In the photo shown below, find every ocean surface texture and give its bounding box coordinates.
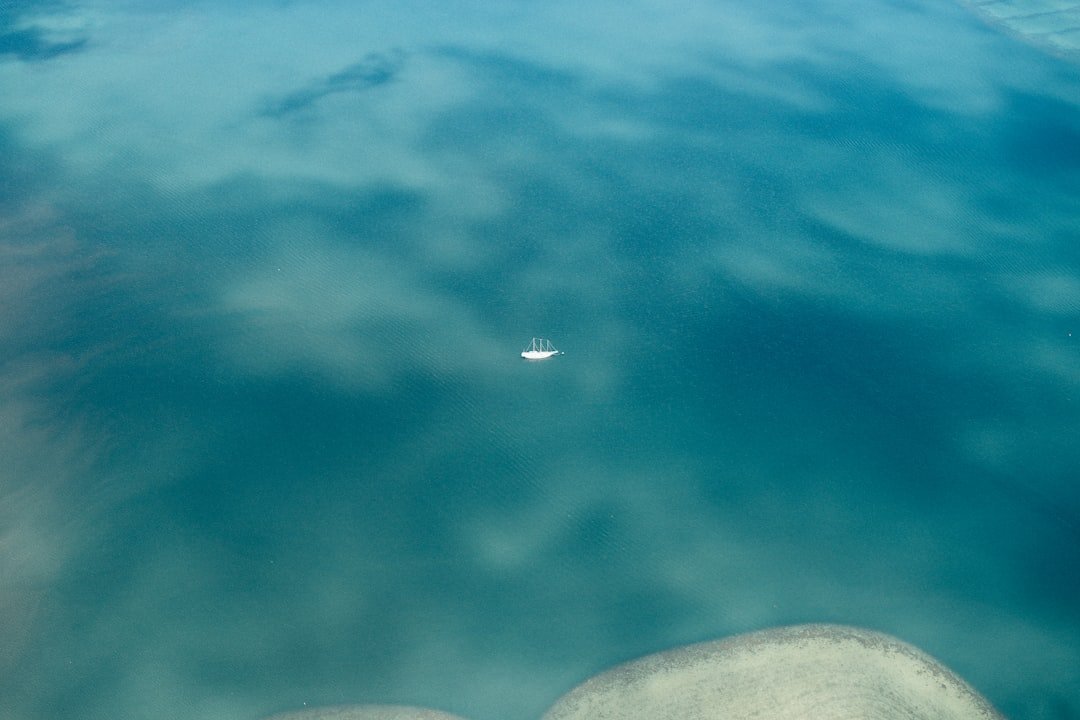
[1,1,1078,719]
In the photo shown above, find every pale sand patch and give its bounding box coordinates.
[263,705,470,720]
[543,624,1004,720]
[259,626,1003,720]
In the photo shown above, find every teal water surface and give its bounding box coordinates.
[1,1,1078,719]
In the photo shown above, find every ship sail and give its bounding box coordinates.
[521,337,562,360]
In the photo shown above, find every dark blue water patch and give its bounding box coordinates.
[434,45,579,94]
[15,366,509,703]
[84,358,449,489]
[414,47,591,175]
[57,176,280,272]
[424,90,563,158]
[0,27,84,60]
[93,172,434,268]
[999,88,1080,177]
[260,50,406,118]
[0,0,86,62]
[618,54,938,148]
[0,2,87,60]
[414,44,1027,279]
[326,185,429,245]
[28,510,409,714]
[0,123,72,209]
[50,174,437,341]
[999,484,1080,608]
[673,290,993,479]
[417,125,748,316]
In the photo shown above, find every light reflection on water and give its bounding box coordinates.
[1,1,1078,719]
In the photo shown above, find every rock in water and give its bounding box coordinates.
[543,624,1004,720]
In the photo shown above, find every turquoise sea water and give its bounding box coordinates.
[1,1,1078,718]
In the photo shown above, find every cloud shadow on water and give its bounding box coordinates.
[0,5,87,61]
[0,28,84,60]
[260,51,407,118]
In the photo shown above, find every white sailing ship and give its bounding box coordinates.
[521,337,562,360]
